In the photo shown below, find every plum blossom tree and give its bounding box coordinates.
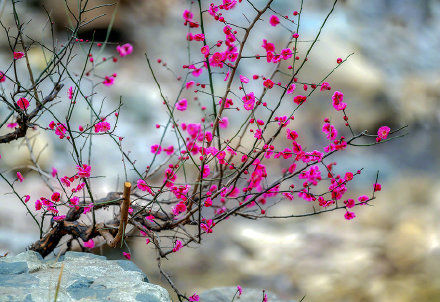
[0,0,406,300]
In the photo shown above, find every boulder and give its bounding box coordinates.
[0,251,171,302]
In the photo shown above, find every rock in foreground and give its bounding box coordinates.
[0,251,171,302]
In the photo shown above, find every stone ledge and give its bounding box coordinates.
[0,251,170,302]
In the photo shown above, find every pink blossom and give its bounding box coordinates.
[345,172,354,181]
[219,98,233,108]
[263,79,274,89]
[17,172,24,182]
[320,82,331,91]
[293,95,307,105]
[299,165,321,186]
[262,39,275,52]
[16,98,29,110]
[209,52,225,68]
[275,116,289,127]
[69,196,79,206]
[358,195,369,203]
[204,198,212,207]
[61,176,71,187]
[51,167,57,178]
[192,68,203,77]
[145,215,155,221]
[286,129,298,140]
[208,4,219,16]
[344,199,355,208]
[185,81,195,89]
[24,195,30,203]
[246,160,267,191]
[137,179,153,194]
[51,192,61,202]
[281,48,293,60]
[331,91,347,111]
[188,294,199,301]
[151,144,162,154]
[377,126,390,141]
[68,86,73,100]
[164,145,174,155]
[239,75,249,83]
[50,121,67,139]
[35,200,42,211]
[219,117,229,129]
[374,183,382,192]
[202,164,210,178]
[172,201,187,216]
[103,76,114,86]
[173,240,183,252]
[193,34,205,41]
[186,123,201,139]
[116,43,133,57]
[237,285,243,296]
[163,168,177,187]
[94,121,111,133]
[222,0,237,10]
[13,52,24,59]
[176,98,188,111]
[254,129,263,139]
[83,239,95,248]
[83,203,93,214]
[0,71,5,82]
[322,122,338,140]
[328,178,347,200]
[122,252,131,260]
[269,15,280,26]
[201,45,210,57]
[242,92,255,110]
[76,164,91,178]
[201,219,215,233]
[183,10,193,21]
[53,215,66,221]
[344,211,356,220]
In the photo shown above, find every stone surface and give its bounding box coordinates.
[199,287,297,302]
[0,251,171,302]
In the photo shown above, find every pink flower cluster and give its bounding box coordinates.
[331,91,347,111]
[94,120,111,133]
[116,43,133,57]
[262,39,293,64]
[49,121,68,139]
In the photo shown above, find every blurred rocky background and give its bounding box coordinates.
[0,0,439,301]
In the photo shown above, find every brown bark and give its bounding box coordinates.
[109,182,131,248]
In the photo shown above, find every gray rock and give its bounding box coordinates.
[0,251,171,302]
[135,292,164,302]
[199,287,297,302]
[23,294,34,302]
[0,273,39,287]
[116,260,149,282]
[0,261,28,275]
